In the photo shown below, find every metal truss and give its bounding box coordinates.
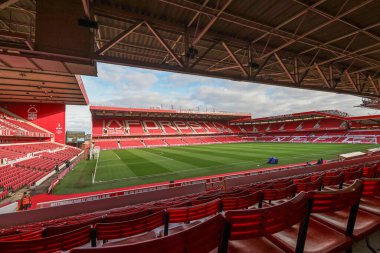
[0,0,379,99]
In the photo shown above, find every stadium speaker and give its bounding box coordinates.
[186,47,198,59]
[249,62,260,69]
[78,18,99,29]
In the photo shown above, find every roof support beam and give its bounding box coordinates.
[368,76,380,96]
[145,22,184,68]
[251,0,327,45]
[81,0,90,18]
[301,43,379,73]
[162,0,210,64]
[0,0,19,10]
[190,40,219,69]
[345,71,360,92]
[293,0,380,46]
[350,65,380,75]
[259,0,374,59]
[222,42,248,77]
[298,22,380,56]
[315,64,332,88]
[96,22,143,56]
[274,53,295,83]
[96,54,380,98]
[192,0,233,46]
[252,54,272,79]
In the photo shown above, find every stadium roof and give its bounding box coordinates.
[90,105,251,120]
[232,110,350,124]
[0,67,89,105]
[348,114,380,125]
[232,109,380,124]
[0,0,380,102]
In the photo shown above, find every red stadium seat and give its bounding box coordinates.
[0,226,92,253]
[311,180,380,241]
[262,184,297,206]
[268,181,365,253]
[167,199,220,223]
[0,229,42,241]
[42,217,102,237]
[94,210,167,244]
[322,172,344,189]
[69,214,225,253]
[221,191,263,211]
[222,193,309,253]
[294,177,322,193]
[359,178,380,215]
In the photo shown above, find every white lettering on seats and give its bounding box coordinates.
[159,121,178,133]
[124,120,143,135]
[142,120,162,134]
[105,120,124,135]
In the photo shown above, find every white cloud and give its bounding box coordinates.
[66,64,378,134]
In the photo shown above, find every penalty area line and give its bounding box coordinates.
[114,151,121,160]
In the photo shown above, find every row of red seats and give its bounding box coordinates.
[94,135,246,150]
[0,117,49,138]
[39,148,82,163]
[1,162,377,233]
[1,164,380,233]
[0,148,25,161]
[0,177,379,253]
[0,144,82,191]
[0,166,49,191]
[0,142,62,155]
[0,190,8,200]
[15,157,57,171]
[93,119,241,137]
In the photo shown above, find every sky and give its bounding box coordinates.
[66,63,379,134]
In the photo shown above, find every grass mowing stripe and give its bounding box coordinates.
[54,142,379,195]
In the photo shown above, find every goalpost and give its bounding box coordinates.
[90,146,100,160]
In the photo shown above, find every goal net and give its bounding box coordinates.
[90,146,100,160]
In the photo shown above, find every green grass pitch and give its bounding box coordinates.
[54,142,378,195]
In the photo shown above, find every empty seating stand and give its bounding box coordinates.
[1,162,380,253]
[0,142,82,192]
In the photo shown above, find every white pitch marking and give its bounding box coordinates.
[114,151,121,160]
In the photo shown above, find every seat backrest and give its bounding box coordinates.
[69,214,226,253]
[102,209,152,223]
[94,210,166,241]
[343,168,362,182]
[0,226,91,253]
[293,175,311,184]
[0,229,42,241]
[309,180,362,213]
[271,178,293,189]
[362,178,380,197]
[167,199,220,223]
[262,184,297,201]
[322,172,344,187]
[43,217,101,237]
[221,191,263,211]
[224,193,308,240]
[295,177,322,193]
[362,165,377,178]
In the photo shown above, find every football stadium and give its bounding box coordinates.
[1,0,380,252]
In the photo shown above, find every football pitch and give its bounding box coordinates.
[54,142,378,194]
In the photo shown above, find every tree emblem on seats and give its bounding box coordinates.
[56,123,63,135]
[27,105,38,120]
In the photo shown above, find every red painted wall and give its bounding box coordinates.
[0,103,66,144]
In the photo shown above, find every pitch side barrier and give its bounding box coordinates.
[225,154,380,188]
[36,153,380,209]
[0,183,205,228]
